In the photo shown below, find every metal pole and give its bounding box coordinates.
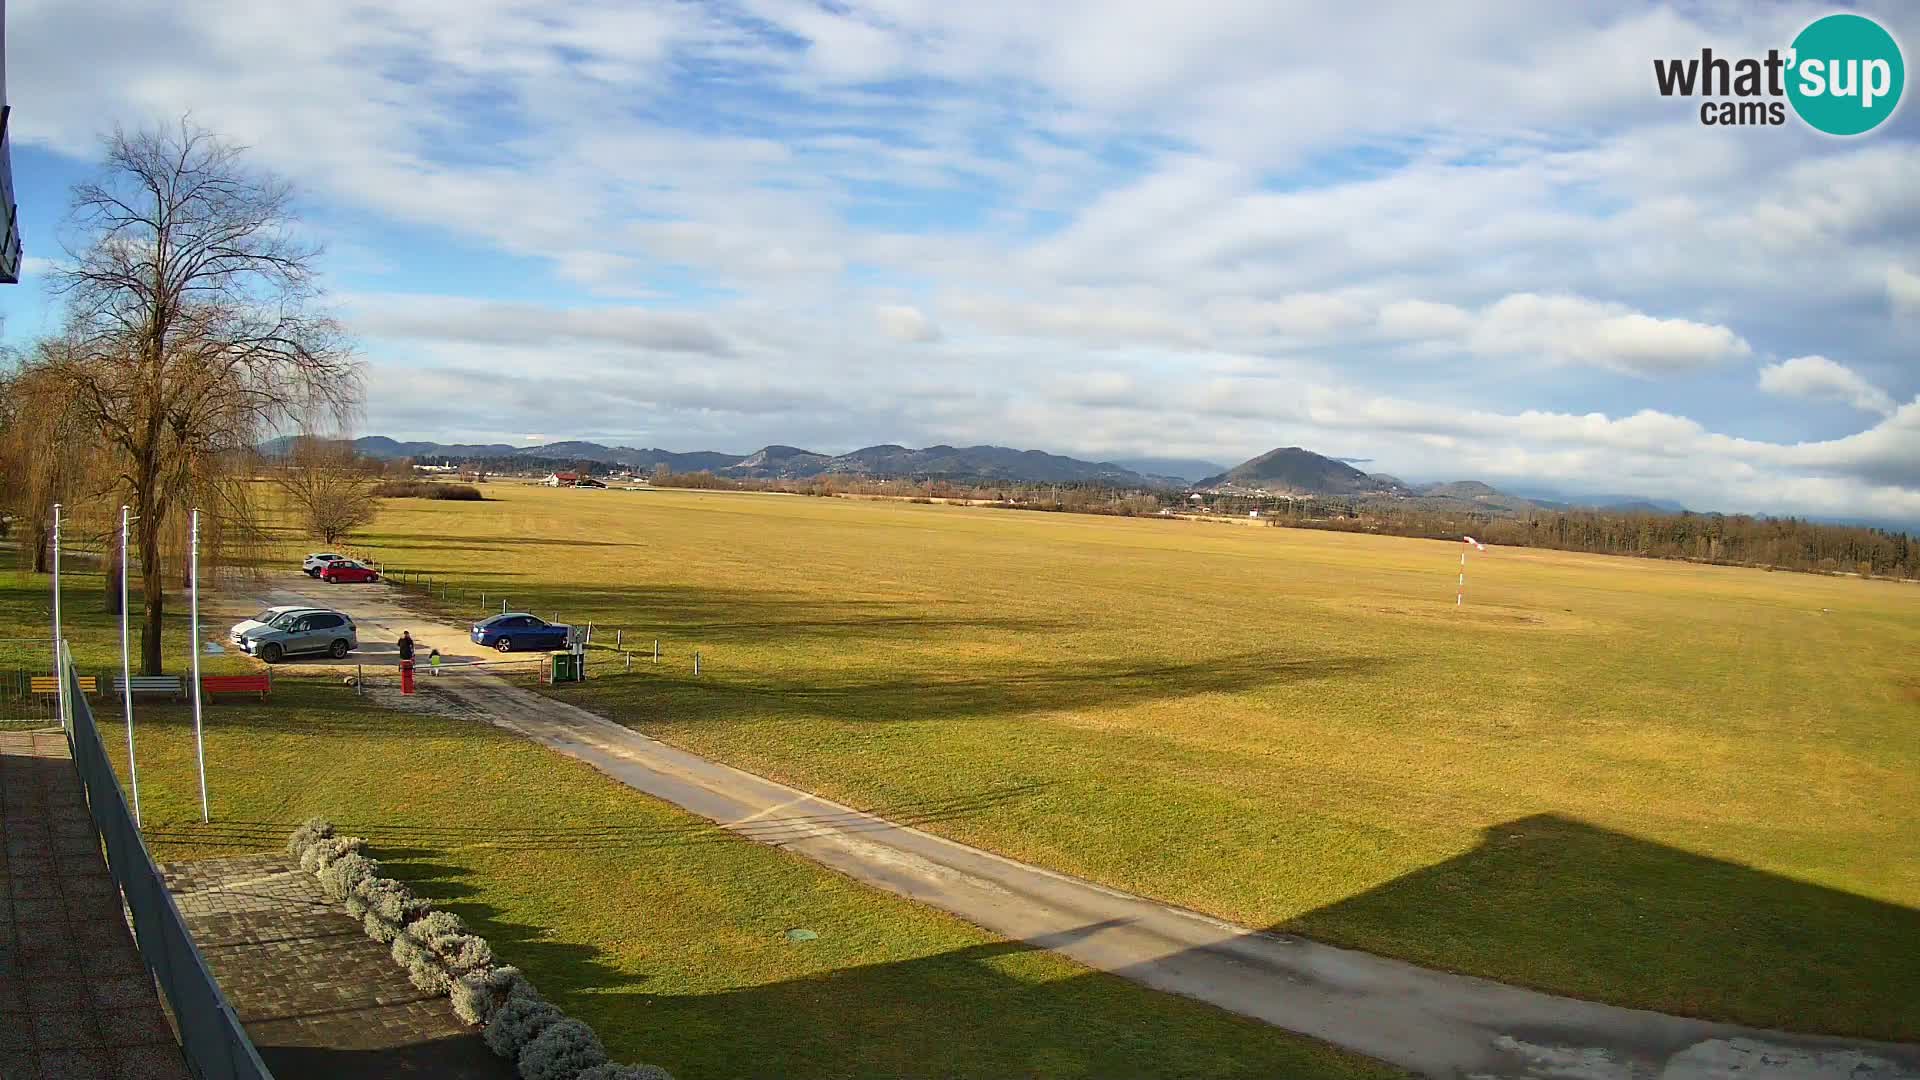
[52,504,66,728]
[501,599,508,614]
[694,651,701,677]
[190,509,209,824]
[654,638,660,663]
[120,505,142,827]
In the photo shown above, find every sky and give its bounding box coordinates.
[2,1,1918,521]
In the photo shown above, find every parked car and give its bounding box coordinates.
[470,613,572,653]
[228,605,316,646]
[319,559,381,584]
[303,552,346,576]
[237,609,358,663]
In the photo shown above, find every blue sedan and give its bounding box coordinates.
[471,613,573,653]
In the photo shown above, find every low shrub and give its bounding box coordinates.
[391,930,452,994]
[576,1065,676,1080]
[409,909,467,949]
[483,993,562,1060]
[298,835,365,874]
[318,852,379,902]
[359,879,433,943]
[286,817,337,859]
[451,966,532,1026]
[517,1018,608,1080]
[435,933,496,979]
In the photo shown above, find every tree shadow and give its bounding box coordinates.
[570,649,1400,726]
[1279,813,1920,1042]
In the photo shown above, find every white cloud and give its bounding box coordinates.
[1469,294,1750,376]
[1759,356,1897,417]
[1890,265,1920,320]
[875,304,941,343]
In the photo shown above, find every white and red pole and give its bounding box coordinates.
[1457,536,1485,607]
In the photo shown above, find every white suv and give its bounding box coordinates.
[303,552,346,576]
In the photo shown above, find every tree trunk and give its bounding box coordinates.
[32,524,50,574]
[138,511,165,676]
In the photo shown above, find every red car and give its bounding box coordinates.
[319,559,381,584]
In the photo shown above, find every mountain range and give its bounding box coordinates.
[264,435,1686,515]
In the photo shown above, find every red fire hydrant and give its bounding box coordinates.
[400,658,415,695]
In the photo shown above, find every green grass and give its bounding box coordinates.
[341,484,1918,1039]
[0,550,1398,1080]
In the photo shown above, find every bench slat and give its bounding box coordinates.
[30,676,99,695]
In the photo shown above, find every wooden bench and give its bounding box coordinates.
[30,676,99,696]
[201,673,271,702]
[112,676,185,701]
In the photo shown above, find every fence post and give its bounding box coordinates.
[501,599,508,614]
[694,651,701,677]
[615,629,622,649]
[625,652,632,673]
[654,638,660,663]
[586,621,594,645]
[357,665,364,697]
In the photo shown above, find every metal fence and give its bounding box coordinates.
[59,642,275,1080]
[0,638,57,727]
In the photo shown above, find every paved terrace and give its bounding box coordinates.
[161,853,510,1080]
[0,730,190,1080]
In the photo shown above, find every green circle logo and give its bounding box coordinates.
[1787,14,1904,136]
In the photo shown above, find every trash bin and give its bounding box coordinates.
[550,651,579,683]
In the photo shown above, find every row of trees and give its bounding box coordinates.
[1273,505,1920,580]
[0,122,364,673]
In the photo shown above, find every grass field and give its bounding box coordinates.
[346,483,1918,1039]
[0,552,1397,1080]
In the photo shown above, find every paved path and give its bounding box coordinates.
[162,853,511,1080]
[239,574,1920,1080]
[0,731,191,1080]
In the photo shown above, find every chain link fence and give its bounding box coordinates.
[59,643,275,1079]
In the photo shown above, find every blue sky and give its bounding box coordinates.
[3,0,1918,520]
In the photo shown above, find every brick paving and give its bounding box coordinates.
[162,853,512,1079]
[0,731,191,1080]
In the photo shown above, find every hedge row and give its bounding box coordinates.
[288,818,671,1080]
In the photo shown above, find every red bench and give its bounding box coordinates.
[201,673,271,702]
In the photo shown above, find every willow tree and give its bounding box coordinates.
[43,121,360,674]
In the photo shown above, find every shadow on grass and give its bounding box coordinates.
[565,648,1399,726]
[1280,813,1920,1042]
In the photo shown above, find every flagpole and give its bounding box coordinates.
[120,505,142,827]
[52,503,66,728]
[190,508,209,823]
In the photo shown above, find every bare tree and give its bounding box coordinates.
[0,346,116,577]
[37,121,360,673]
[277,435,380,546]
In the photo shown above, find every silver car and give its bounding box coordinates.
[238,609,358,663]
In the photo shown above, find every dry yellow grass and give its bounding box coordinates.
[342,484,1918,1036]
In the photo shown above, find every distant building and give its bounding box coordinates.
[542,472,580,487]
[573,477,607,489]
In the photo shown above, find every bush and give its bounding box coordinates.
[299,835,365,874]
[371,481,485,500]
[435,933,495,979]
[358,879,432,943]
[577,1065,675,1080]
[517,1018,608,1080]
[409,910,467,949]
[482,993,561,1060]
[451,966,532,1026]
[391,930,452,994]
[286,817,337,859]
[318,852,379,902]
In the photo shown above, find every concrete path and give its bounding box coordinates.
[231,574,1920,1080]
[0,731,192,1080]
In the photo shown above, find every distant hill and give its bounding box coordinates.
[726,444,1162,486]
[1196,447,1406,496]
[1110,457,1230,484]
[266,436,1171,487]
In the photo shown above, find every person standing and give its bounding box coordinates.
[398,631,416,663]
